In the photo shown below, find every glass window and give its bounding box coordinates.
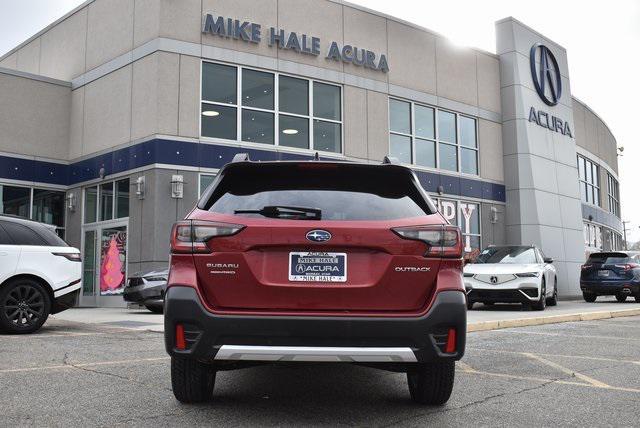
[1,222,47,246]
[461,147,478,174]
[242,69,274,110]
[607,173,620,218]
[199,174,217,197]
[0,222,13,245]
[390,99,411,134]
[201,103,236,140]
[279,115,309,149]
[313,82,341,121]
[415,105,434,139]
[415,138,435,168]
[31,189,64,227]
[313,121,341,153]
[99,183,113,222]
[460,116,477,148]
[115,179,129,219]
[438,111,456,144]
[201,63,342,154]
[439,143,458,172]
[577,155,600,207]
[390,134,412,164]
[279,76,308,115]
[0,185,30,218]
[475,246,537,264]
[242,110,274,144]
[202,62,236,104]
[388,99,478,175]
[84,186,97,224]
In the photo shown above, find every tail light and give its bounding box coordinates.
[392,225,462,258]
[581,264,592,270]
[614,263,639,271]
[52,252,82,262]
[170,220,244,254]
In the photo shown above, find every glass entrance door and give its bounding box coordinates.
[79,223,128,307]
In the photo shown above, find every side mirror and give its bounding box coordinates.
[544,257,554,264]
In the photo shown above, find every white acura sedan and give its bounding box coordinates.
[463,245,558,311]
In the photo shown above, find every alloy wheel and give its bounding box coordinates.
[3,284,45,328]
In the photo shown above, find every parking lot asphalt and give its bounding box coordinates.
[52,297,640,333]
[2,315,639,427]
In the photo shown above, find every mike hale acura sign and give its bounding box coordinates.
[202,13,390,73]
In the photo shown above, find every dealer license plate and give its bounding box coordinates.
[289,252,347,282]
[598,270,610,277]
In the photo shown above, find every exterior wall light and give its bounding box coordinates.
[135,176,146,200]
[66,192,76,212]
[490,206,498,224]
[171,175,184,199]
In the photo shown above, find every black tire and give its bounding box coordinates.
[615,294,627,303]
[407,361,455,405]
[635,295,640,303]
[466,299,474,310]
[0,278,51,334]
[546,277,558,306]
[583,292,597,303]
[145,304,163,314]
[171,357,216,403]
[531,279,546,311]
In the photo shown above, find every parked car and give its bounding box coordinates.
[0,215,81,334]
[164,155,467,405]
[123,269,168,313]
[463,245,558,310]
[580,251,640,303]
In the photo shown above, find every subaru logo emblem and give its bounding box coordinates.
[490,276,498,284]
[530,43,562,106]
[306,230,331,242]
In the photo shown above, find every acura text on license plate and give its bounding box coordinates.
[289,252,347,282]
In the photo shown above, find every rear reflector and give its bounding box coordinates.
[392,225,463,258]
[170,220,244,254]
[175,324,186,350]
[445,328,456,354]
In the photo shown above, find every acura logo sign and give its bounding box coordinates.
[490,276,498,284]
[530,43,562,106]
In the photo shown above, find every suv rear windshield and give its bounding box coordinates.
[202,163,434,221]
[587,253,634,265]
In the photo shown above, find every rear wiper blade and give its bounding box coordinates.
[234,205,321,220]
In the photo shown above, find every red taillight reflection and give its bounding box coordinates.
[175,324,186,350]
[445,328,457,353]
[170,220,245,254]
[614,263,639,271]
[392,225,463,258]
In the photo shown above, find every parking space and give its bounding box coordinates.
[1,315,639,426]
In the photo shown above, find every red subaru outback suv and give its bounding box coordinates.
[165,155,466,405]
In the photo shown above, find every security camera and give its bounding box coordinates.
[618,146,624,152]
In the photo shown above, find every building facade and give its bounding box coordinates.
[0,0,622,306]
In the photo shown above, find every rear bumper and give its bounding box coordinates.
[580,281,640,295]
[164,287,466,364]
[123,284,164,305]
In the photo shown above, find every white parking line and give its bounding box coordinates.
[522,352,610,388]
[0,332,110,339]
[486,330,640,342]
[467,347,640,366]
[0,357,169,374]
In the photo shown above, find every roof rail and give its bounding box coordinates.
[231,153,250,163]
[382,155,400,165]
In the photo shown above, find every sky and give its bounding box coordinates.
[1,0,639,240]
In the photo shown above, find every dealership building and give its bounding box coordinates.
[0,0,623,305]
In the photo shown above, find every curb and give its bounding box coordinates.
[467,308,640,332]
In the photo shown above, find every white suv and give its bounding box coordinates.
[0,215,81,334]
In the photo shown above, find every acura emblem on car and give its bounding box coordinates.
[306,230,331,242]
[490,276,498,284]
